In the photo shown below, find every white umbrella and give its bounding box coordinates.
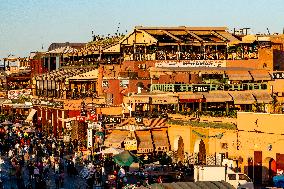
[99,147,124,155]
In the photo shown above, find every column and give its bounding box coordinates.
[226,102,229,115]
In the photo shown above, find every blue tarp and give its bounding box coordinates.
[273,174,284,187]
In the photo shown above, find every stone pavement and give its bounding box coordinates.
[1,159,103,189]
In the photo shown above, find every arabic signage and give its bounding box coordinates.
[193,85,210,92]
[102,80,109,87]
[155,60,226,68]
[120,80,129,88]
[32,99,64,108]
[272,72,284,79]
[104,116,121,124]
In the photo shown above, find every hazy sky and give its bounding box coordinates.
[1,0,284,61]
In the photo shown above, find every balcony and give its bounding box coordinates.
[150,83,268,92]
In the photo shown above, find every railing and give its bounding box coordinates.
[150,83,268,92]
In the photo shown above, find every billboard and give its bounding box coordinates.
[8,89,32,100]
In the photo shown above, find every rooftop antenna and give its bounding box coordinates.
[92,30,96,41]
[267,28,270,35]
[116,22,121,36]
[242,27,250,35]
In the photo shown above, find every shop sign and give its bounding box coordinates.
[125,145,137,151]
[102,80,109,87]
[272,72,284,79]
[8,89,32,99]
[87,128,93,148]
[120,80,129,88]
[155,60,226,68]
[193,85,210,92]
[104,116,121,124]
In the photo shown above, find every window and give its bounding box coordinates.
[228,174,236,180]
[239,174,251,182]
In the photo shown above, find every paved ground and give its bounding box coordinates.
[1,159,103,189]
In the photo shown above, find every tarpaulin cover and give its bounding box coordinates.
[273,175,284,188]
[113,151,142,167]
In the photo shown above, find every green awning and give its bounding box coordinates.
[113,150,142,167]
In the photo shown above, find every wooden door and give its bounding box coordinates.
[254,151,262,184]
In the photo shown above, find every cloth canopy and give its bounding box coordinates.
[99,147,124,155]
[113,151,142,167]
[1,120,13,125]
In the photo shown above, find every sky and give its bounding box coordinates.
[0,0,284,61]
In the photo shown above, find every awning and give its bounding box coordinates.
[229,91,256,104]
[179,93,204,103]
[151,95,178,104]
[129,96,150,104]
[249,70,272,81]
[252,91,273,103]
[226,70,252,81]
[203,92,233,102]
[26,109,37,122]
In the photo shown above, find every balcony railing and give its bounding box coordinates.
[150,83,268,92]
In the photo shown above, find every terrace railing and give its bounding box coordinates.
[150,83,267,92]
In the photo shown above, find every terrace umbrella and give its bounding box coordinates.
[113,150,142,167]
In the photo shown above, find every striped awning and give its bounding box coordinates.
[25,109,37,122]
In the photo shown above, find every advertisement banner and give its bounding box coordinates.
[8,89,32,100]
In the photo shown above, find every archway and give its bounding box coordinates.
[173,135,184,162]
[263,157,276,184]
[194,139,206,165]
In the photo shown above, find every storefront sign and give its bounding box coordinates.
[104,116,121,124]
[125,145,137,151]
[102,80,109,87]
[87,129,93,148]
[193,85,210,92]
[120,80,129,88]
[155,60,226,68]
[272,72,284,79]
[35,100,64,108]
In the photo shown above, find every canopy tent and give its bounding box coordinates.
[99,147,124,155]
[113,150,142,167]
